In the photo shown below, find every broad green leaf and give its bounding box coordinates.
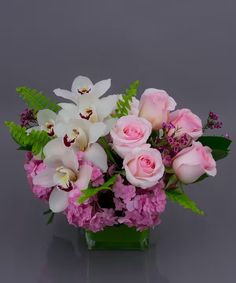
[198,136,231,161]
[198,136,231,150]
[78,175,118,204]
[166,189,204,215]
[16,86,61,113]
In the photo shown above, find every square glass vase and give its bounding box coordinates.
[84,225,150,250]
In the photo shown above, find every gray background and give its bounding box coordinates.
[0,0,235,282]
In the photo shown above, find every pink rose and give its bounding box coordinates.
[138,88,176,130]
[169,108,203,139]
[123,147,165,189]
[110,115,152,158]
[172,141,217,183]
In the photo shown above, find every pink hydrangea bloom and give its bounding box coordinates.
[113,175,136,203]
[25,150,166,232]
[114,178,166,231]
[113,197,125,211]
[66,174,166,232]
[24,153,52,201]
[65,189,117,232]
[89,209,118,232]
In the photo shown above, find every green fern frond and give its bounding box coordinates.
[114,80,140,118]
[5,121,51,156]
[16,86,61,113]
[166,189,204,215]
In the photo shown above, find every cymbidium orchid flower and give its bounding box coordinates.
[54,75,112,102]
[33,139,93,213]
[27,109,57,136]
[54,118,109,172]
[50,118,108,172]
[53,76,119,129]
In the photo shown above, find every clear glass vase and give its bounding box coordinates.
[85,225,150,250]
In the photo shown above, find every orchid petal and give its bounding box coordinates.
[37,109,57,126]
[43,138,66,159]
[58,103,78,112]
[84,143,108,172]
[44,156,63,169]
[33,168,57,187]
[57,103,80,122]
[53,122,67,137]
[96,95,119,121]
[44,139,78,171]
[67,118,90,132]
[54,88,79,104]
[88,122,106,144]
[71,76,93,94]
[92,79,111,98]
[75,164,93,190]
[49,188,69,213]
[61,150,79,172]
[103,117,117,135]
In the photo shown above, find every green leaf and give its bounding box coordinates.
[194,173,208,183]
[98,137,122,164]
[5,121,51,156]
[166,189,204,215]
[43,209,54,224]
[165,167,175,174]
[43,209,52,215]
[113,80,140,118]
[16,86,61,113]
[47,212,55,225]
[198,136,232,161]
[78,175,118,204]
[165,174,178,189]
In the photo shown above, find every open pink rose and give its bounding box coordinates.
[123,147,165,189]
[172,141,217,184]
[169,108,203,139]
[110,115,152,158]
[138,88,177,130]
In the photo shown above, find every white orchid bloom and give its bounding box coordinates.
[53,118,108,172]
[27,109,57,136]
[54,118,106,150]
[54,75,112,103]
[33,139,93,213]
[56,96,119,124]
[53,76,119,126]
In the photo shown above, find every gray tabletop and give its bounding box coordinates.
[0,1,235,282]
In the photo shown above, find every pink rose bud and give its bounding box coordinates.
[169,108,203,140]
[172,141,217,184]
[110,115,152,158]
[123,147,165,189]
[139,89,177,130]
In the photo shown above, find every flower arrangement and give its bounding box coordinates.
[5,76,231,248]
